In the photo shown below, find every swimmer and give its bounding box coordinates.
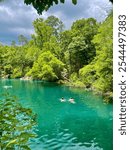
[60,97,66,102]
[68,97,75,104]
[3,85,13,89]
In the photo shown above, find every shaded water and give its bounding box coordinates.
[0,79,113,150]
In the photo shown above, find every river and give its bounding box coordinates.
[0,79,113,150]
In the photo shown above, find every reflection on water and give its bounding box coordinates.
[0,79,113,150]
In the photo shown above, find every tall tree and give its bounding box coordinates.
[62,18,98,74]
[80,13,113,99]
[11,41,16,47]
[92,13,113,93]
[32,18,53,50]
[68,36,87,74]
[18,35,28,45]
[45,15,64,37]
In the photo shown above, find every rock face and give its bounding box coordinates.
[20,76,32,81]
[1,74,10,79]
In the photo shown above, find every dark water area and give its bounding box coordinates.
[0,79,113,150]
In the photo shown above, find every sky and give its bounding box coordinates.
[0,0,112,45]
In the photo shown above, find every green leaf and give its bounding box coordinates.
[60,0,65,3]
[21,145,31,150]
[72,0,77,5]
[5,139,17,148]
[54,0,58,4]
[0,95,37,149]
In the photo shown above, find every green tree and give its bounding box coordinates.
[59,30,72,60]
[18,35,28,45]
[27,51,65,81]
[10,46,29,78]
[0,44,36,78]
[24,41,41,67]
[24,0,113,14]
[11,41,16,47]
[0,45,4,76]
[45,15,64,37]
[79,62,97,88]
[32,18,53,50]
[24,0,77,14]
[0,46,17,78]
[92,13,113,94]
[32,17,63,59]
[68,36,88,74]
[62,18,98,75]
[80,13,113,101]
[42,36,62,59]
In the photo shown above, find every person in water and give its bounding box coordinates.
[68,97,75,103]
[60,97,66,102]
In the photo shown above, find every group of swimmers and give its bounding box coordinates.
[60,97,75,104]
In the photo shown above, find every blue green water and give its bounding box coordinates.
[0,79,113,150]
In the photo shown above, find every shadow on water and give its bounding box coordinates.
[0,79,113,150]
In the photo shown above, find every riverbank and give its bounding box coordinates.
[0,77,113,103]
[57,79,113,103]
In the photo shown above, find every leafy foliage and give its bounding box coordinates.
[0,0,113,14]
[79,62,97,88]
[92,13,113,93]
[45,15,64,37]
[79,13,113,101]
[27,51,65,81]
[32,18,53,50]
[18,35,28,45]
[23,0,113,14]
[68,36,88,73]
[60,18,99,75]
[0,94,37,150]
[24,0,77,14]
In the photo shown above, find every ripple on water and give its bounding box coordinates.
[30,130,103,150]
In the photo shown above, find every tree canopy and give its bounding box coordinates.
[0,0,113,15]
[24,0,113,14]
[0,0,113,14]
[24,0,77,14]
[79,13,113,102]
[27,51,65,81]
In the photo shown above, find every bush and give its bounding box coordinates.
[27,51,65,81]
[11,68,22,78]
[69,72,85,88]
[0,94,37,150]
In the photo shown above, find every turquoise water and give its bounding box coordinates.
[0,79,113,150]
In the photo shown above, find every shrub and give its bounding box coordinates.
[0,94,37,150]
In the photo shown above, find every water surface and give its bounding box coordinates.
[0,79,113,150]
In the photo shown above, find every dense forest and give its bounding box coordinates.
[0,13,113,102]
